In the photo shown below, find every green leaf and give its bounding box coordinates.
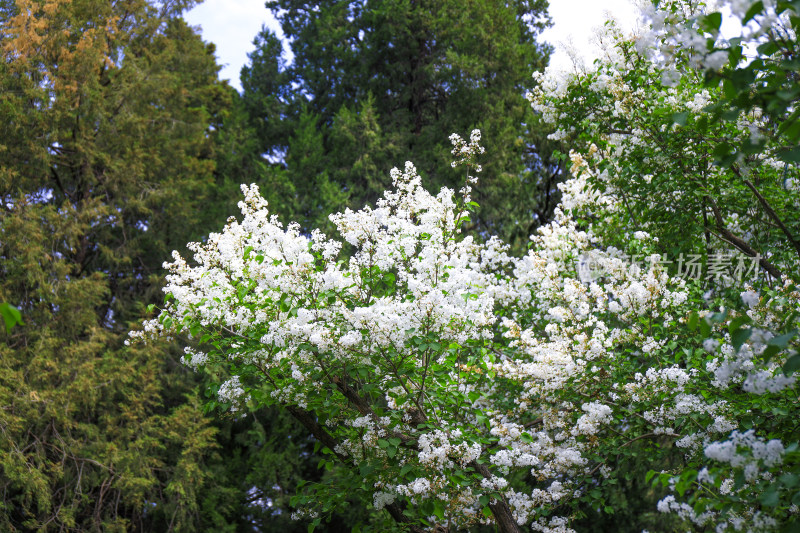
[0,303,23,333]
[735,471,746,490]
[728,43,743,66]
[743,1,764,23]
[778,145,800,163]
[776,104,800,136]
[770,330,797,349]
[728,314,752,334]
[777,88,800,101]
[688,311,699,331]
[701,12,722,32]
[783,120,800,142]
[784,354,800,376]
[433,499,445,520]
[672,111,689,126]
[763,344,782,362]
[756,41,780,56]
[731,327,752,351]
[723,79,738,100]
[759,486,780,507]
[699,320,711,339]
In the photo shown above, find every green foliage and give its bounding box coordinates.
[531,30,799,284]
[241,0,561,249]
[0,0,250,530]
[0,303,22,333]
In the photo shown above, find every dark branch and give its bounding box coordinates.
[705,197,783,279]
[741,177,800,260]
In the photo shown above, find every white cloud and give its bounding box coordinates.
[184,0,287,91]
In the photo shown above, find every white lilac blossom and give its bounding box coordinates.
[217,376,248,411]
[132,116,798,530]
[703,429,785,490]
[703,338,720,352]
[637,0,794,77]
[741,289,760,308]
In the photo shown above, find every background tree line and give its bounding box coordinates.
[116,0,800,528]
[0,0,562,530]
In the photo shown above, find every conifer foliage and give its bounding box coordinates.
[0,0,237,530]
[241,0,561,247]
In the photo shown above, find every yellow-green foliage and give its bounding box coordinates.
[0,0,235,530]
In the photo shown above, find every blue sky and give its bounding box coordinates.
[184,0,642,92]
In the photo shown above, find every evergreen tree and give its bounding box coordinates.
[241,0,561,249]
[0,1,245,530]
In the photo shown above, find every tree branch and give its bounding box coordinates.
[285,405,348,462]
[284,404,425,532]
[470,461,523,533]
[705,197,783,279]
[741,177,800,260]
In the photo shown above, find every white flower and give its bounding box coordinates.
[703,50,729,71]
[703,339,720,353]
[740,290,759,308]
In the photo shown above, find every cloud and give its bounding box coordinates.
[184,0,288,91]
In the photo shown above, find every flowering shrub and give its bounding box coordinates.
[525,2,800,528]
[131,2,800,530]
[131,119,799,531]
[640,0,800,166]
